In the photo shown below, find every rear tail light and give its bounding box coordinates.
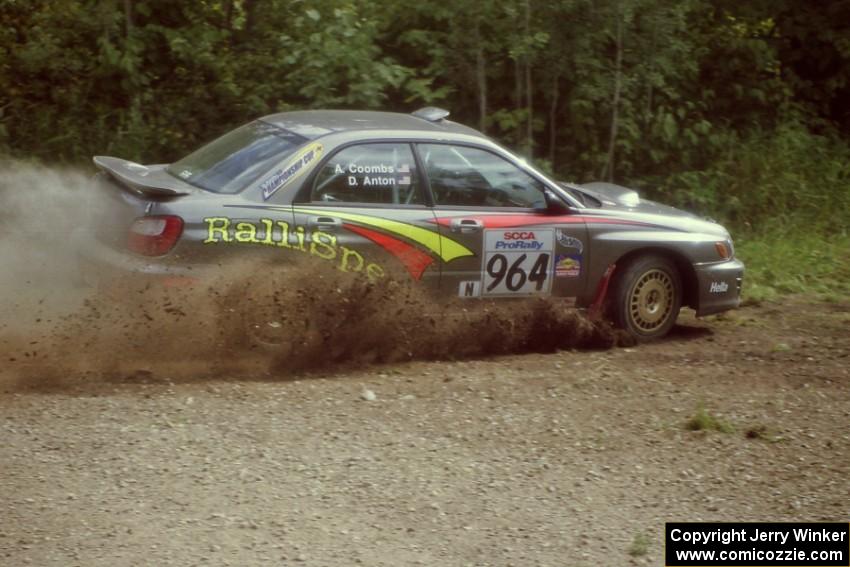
[128,215,184,256]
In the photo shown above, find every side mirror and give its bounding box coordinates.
[544,189,570,214]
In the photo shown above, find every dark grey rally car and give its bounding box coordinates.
[78,107,743,339]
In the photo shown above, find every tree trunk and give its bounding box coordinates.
[224,0,235,31]
[602,13,623,182]
[525,64,533,157]
[123,0,133,37]
[514,57,523,146]
[548,73,559,170]
[524,0,533,158]
[244,0,258,36]
[474,22,488,133]
[644,21,656,136]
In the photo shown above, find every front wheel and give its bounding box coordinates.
[609,255,682,340]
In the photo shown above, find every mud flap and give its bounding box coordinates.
[587,263,616,320]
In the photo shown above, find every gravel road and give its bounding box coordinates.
[2,297,848,566]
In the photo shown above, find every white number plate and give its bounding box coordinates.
[482,229,554,296]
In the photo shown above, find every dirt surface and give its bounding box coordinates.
[1,297,848,566]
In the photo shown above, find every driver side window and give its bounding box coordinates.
[311,143,422,205]
[418,144,547,208]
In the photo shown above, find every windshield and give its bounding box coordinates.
[167,121,308,194]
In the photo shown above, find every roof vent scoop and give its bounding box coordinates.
[412,107,450,122]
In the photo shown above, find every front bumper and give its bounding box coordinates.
[694,258,745,317]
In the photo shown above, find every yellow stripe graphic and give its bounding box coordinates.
[293,207,474,263]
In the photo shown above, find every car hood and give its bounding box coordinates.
[565,181,730,238]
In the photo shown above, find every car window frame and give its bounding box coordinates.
[295,140,431,209]
[412,141,573,212]
[292,136,584,211]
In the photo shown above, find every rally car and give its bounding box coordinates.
[79,107,744,340]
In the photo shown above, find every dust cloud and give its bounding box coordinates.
[0,160,105,324]
[0,161,615,393]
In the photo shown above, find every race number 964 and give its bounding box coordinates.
[482,229,555,296]
[485,253,550,293]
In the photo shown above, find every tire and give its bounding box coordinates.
[609,254,682,340]
[217,273,298,353]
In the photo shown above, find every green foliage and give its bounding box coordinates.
[0,0,412,163]
[685,403,735,434]
[628,533,650,557]
[275,4,410,108]
[652,119,850,229]
[642,116,850,301]
[775,1,850,132]
[2,0,847,172]
[736,226,850,302]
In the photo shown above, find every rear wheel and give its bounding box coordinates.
[609,255,682,340]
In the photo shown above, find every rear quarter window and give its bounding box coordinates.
[167,121,307,194]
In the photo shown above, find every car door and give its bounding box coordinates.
[417,142,588,300]
[290,142,447,286]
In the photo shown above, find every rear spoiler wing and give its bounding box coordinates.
[93,156,193,197]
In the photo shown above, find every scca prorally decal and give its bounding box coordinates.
[203,217,384,281]
[260,142,324,201]
[494,230,545,250]
[292,207,474,263]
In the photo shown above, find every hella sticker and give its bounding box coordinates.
[709,281,729,293]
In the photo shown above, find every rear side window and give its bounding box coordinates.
[311,143,422,205]
[419,144,547,208]
[167,121,307,194]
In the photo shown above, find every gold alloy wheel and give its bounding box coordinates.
[628,268,675,333]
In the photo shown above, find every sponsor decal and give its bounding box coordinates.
[291,207,474,263]
[555,229,583,253]
[458,281,481,298]
[203,217,384,281]
[260,142,324,201]
[709,281,728,294]
[483,229,554,295]
[342,223,433,280]
[554,254,582,278]
[493,231,545,251]
[217,207,475,280]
